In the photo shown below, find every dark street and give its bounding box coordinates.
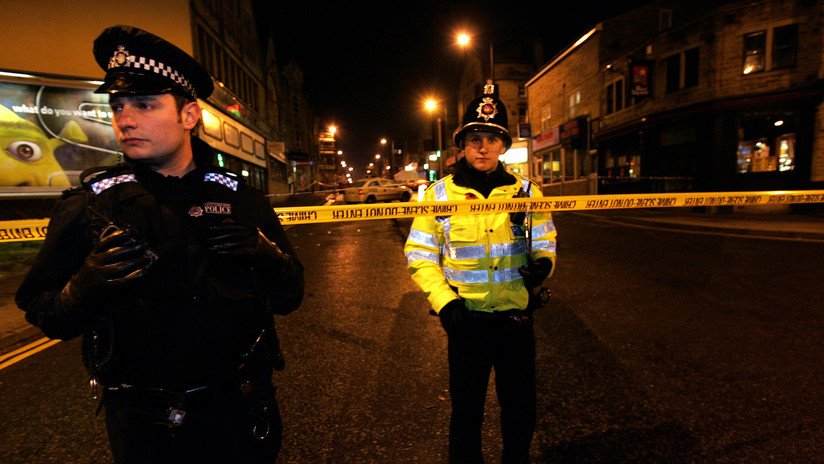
[1,211,822,463]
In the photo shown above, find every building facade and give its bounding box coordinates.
[0,0,305,201]
[526,0,824,197]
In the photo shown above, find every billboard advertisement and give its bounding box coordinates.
[0,79,118,189]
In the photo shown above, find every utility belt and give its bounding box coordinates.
[466,308,534,327]
[102,370,276,440]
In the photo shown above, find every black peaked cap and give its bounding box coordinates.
[93,25,213,100]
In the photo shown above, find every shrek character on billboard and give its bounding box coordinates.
[1,103,88,187]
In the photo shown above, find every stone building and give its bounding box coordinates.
[526,0,824,196]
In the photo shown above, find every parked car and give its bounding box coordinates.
[343,178,412,204]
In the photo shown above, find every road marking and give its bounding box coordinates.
[0,337,61,371]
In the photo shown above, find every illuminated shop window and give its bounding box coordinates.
[736,113,796,174]
[541,149,561,184]
[604,151,641,179]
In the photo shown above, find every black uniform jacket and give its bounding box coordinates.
[16,137,304,388]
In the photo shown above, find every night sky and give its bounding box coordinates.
[259,0,651,169]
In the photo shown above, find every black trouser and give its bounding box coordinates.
[447,312,536,464]
[103,378,282,464]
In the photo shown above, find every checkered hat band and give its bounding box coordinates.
[204,173,238,191]
[113,55,195,97]
[91,174,138,195]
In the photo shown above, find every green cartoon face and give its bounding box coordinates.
[0,104,87,187]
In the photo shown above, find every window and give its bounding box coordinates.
[605,78,626,115]
[736,112,796,174]
[743,24,798,74]
[615,80,624,111]
[772,24,798,69]
[518,104,527,124]
[540,106,552,131]
[743,31,766,74]
[684,48,699,88]
[665,47,700,92]
[666,54,681,92]
[568,91,581,117]
[659,9,672,31]
[518,83,526,97]
[541,149,562,184]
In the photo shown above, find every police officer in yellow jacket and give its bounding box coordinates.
[404,84,556,463]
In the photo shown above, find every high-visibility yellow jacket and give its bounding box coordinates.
[404,172,557,314]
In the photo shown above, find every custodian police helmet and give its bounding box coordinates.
[453,83,511,149]
[93,25,214,101]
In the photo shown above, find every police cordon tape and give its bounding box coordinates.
[277,189,824,225]
[2,190,824,241]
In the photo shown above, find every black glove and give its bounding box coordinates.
[61,226,156,313]
[206,222,289,270]
[518,258,552,289]
[438,299,469,335]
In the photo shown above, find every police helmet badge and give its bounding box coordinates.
[452,82,512,149]
[475,97,498,122]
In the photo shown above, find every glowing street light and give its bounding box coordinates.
[424,97,446,176]
[455,30,495,82]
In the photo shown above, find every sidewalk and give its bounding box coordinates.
[3,203,824,355]
[591,207,824,241]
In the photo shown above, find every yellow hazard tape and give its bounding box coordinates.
[0,218,49,242]
[2,190,823,240]
[276,190,824,225]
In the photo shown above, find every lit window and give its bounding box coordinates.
[568,91,581,117]
[540,106,552,131]
[743,31,766,74]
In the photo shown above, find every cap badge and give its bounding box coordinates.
[109,45,130,69]
[475,97,498,121]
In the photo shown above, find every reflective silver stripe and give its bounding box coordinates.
[406,249,439,265]
[90,174,138,194]
[493,267,523,283]
[448,244,486,260]
[490,241,527,258]
[444,267,489,284]
[434,181,448,202]
[531,240,557,253]
[531,220,556,239]
[521,179,531,195]
[407,229,438,248]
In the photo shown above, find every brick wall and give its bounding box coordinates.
[527,30,601,139]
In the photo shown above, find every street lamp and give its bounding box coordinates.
[380,137,398,179]
[456,30,494,82]
[424,97,447,177]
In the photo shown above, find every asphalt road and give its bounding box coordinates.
[1,212,822,463]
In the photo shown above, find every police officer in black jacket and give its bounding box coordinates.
[15,25,303,464]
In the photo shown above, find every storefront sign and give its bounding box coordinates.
[560,117,588,149]
[518,123,531,139]
[532,126,559,151]
[630,61,652,97]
